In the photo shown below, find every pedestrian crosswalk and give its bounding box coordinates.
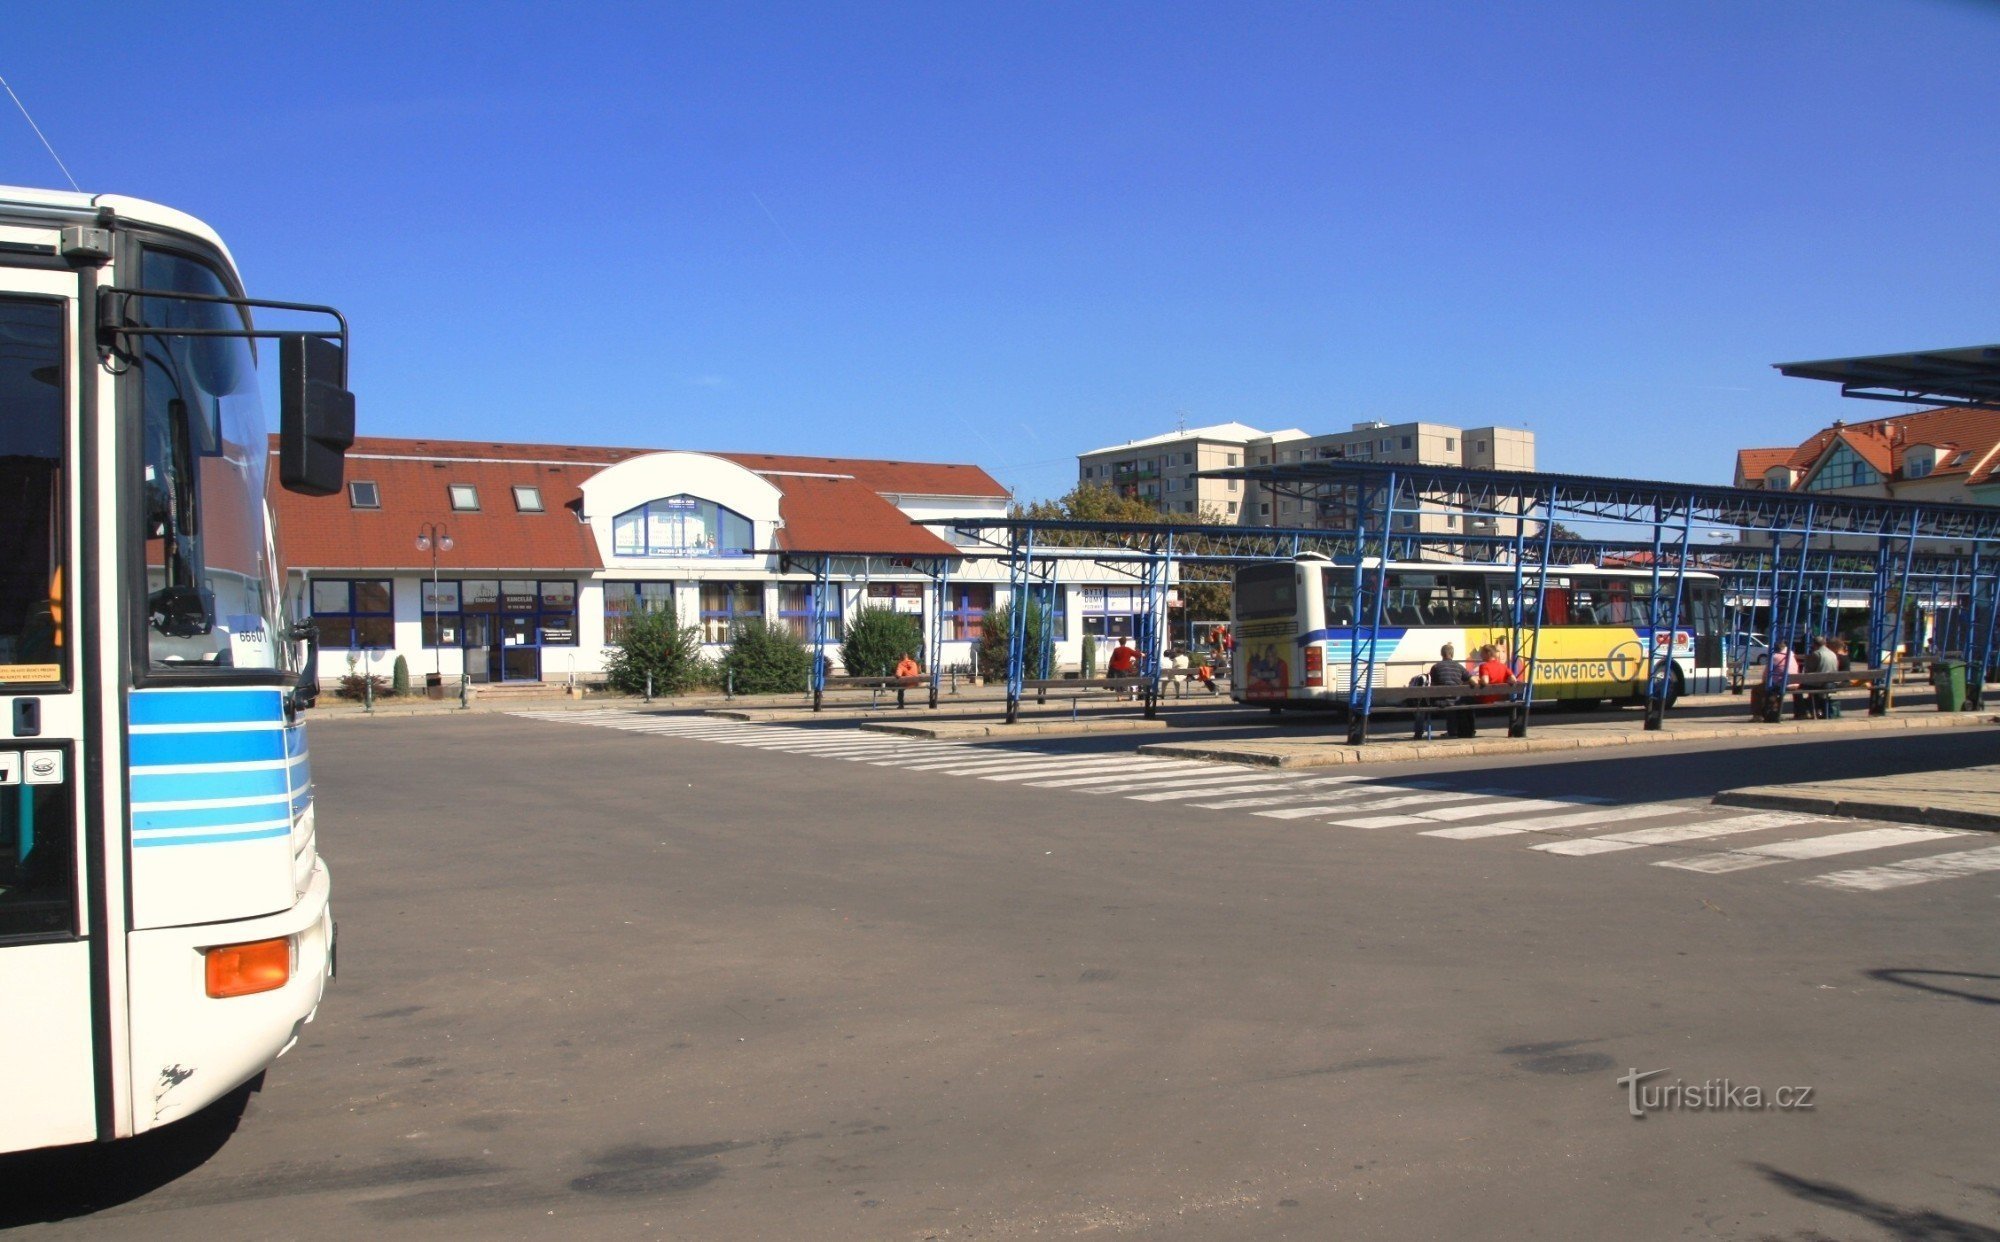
[514,709,1994,896]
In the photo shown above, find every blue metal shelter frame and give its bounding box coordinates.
[1195,459,2000,734]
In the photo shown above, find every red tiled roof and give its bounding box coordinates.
[334,437,1009,496]
[274,453,605,572]
[769,475,958,556]
[717,452,1007,498]
[1740,407,2000,491]
[1734,448,1793,486]
[269,436,977,570]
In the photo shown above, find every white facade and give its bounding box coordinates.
[301,449,1163,687]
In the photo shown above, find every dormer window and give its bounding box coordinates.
[348,480,380,509]
[513,485,544,512]
[448,484,480,511]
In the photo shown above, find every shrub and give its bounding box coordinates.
[840,607,924,677]
[723,620,815,695]
[1080,634,1098,678]
[336,653,389,701]
[603,603,706,696]
[390,654,410,697]
[980,601,1053,682]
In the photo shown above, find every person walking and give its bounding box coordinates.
[1428,642,1474,738]
[894,651,922,709]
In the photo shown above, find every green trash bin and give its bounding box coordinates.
[1932,658,1967,712]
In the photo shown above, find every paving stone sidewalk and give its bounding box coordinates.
[1717,763,2000,831]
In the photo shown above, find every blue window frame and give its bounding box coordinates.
[613,496,755,558]
[1804,443,1881,492]
[942,585,992,641]
[700,582,763,643]
[311,579,394,649]
[778,584,842,641]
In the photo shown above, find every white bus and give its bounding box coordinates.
[1232,555,1725,710]
[0,186,353,1154]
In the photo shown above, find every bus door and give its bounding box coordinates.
[0,279,98,1149]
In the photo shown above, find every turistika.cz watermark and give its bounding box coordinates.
[1617,1067,1815,1118]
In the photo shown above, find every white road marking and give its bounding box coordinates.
[1132,781,1307,802]
[1532,811,1833,856]
[1805,843,2000,891]
[1426,805,1689,841]
[1021,763,1228,788]
[1656,827,1964,873]
[982,759,1171,782]
[1073,771,1296,795]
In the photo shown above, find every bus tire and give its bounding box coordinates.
[1666,666,1684,709]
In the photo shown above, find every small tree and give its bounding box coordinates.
[980,601,1053,682]
[1080,633,1098,678]
[723,620,815,695]
[603,603,705,695]
[390,654,410,697]
[841,607,924,677]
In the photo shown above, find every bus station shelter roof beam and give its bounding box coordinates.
[1775,344,2000,410]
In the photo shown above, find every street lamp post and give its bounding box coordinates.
[416,522,454,681]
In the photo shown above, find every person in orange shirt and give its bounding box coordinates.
[894,651,921,709]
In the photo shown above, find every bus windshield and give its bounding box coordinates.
[138,248,283,673]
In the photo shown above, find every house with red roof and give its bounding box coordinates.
[1733,407,2000,503]
[268,436,1146,686]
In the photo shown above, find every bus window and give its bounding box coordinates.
[1445,574,1489,625]
[1600,580,1633,625]
[0,299,65,687]
[1236,565,1297,619]
[1323,575,1356,627]
[1542,586,1572,625]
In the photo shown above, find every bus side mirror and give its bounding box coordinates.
[288,622,321,711]
[278,335,354,497]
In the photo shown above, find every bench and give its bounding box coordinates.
[1343,682,1533,746]
[812,674,929,712]
[1755,667,1892,721]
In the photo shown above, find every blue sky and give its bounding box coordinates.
[9,1,2000,501]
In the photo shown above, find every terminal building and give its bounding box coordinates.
[270,437,1152,686]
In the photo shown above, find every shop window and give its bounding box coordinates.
[448,484,480,511]
[778,583,843,641]
[427,580,575,647]
[700,582,763,642]
[311,579,394,649]
[613,496,755,558]
[348,480,379,509]
[602,581,678,638]
[941,584,992,641]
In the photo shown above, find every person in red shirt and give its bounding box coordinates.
[1472,644,1516,705]
[1107,638,1141,698]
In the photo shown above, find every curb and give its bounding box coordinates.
[1712,788,2000,833]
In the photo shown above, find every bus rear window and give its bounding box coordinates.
[1236,567,1297,619]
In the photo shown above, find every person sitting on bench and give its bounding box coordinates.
[1429,643,1474,738]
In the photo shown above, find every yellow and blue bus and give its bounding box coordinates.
[1232,555,1724,710]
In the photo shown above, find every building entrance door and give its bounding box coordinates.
[495,611,540,682]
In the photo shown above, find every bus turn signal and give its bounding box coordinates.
[204,937,292,998]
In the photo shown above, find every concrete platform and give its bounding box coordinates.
[1140,704,2000,768]
[1717,763,2000,831]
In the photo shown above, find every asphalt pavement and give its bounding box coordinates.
[6,711,1998,1240]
